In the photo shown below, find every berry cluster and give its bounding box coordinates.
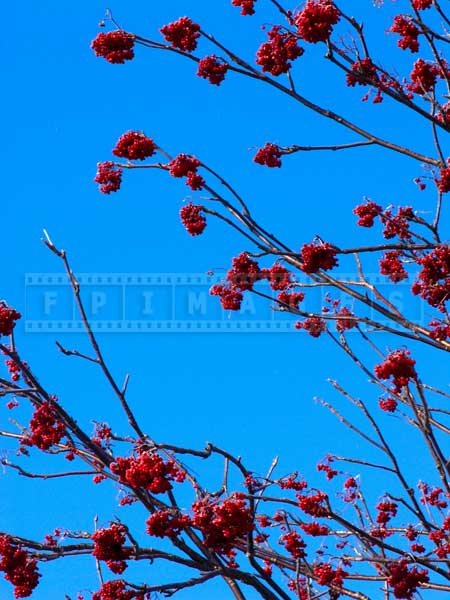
[386,560,429,599]
[297,491,329,517]
[192,497,254,559]
[232,0,257,15]
[277,291,305,309]
[374,350,416,393]
[313,563,347,587]
[412,246,450,310]
[160,17,201,52]
[180,203,207,236]
[168,154,205,190]
[301,522,329,536]
[92,524,131,574]
[92,580,146,600]
[437,160,450,193]
[91,31,135,64]
[419,483,448,509]
[5,357,22,382]
[146,511,191,539]
[0,305,21,337]
[353,201,382,227]
[428,320,450,341]
[256,26,304,76]
[22,401,66,451]
[95,162,123,194]
[412,0,432,8]
[389,16,421,53]
[376,501,397,526]
[112,131,156,161]
[110,452,186,493]
[380,206,413,240]
[300,241,338,274]
[280,531,307,559]
[346,58,379,88]
[295,0,340,44]
[379,397,398,412]
[253,142,282,167]
[335,307,357,332]
[296,317,327,337]
[0,536,40,598]
[197,55,229,85]
[227,253,261,291]
[210,284,243,310]
[407,59,439,94]
[379,251,408,283]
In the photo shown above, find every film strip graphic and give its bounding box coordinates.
[24,272,418,334]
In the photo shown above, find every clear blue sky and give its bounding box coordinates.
[3,1,448,598]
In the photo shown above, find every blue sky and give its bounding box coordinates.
[3,1,449,598]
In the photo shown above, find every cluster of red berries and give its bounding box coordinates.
[296,316,327,337]
[0,305,21,337]
[407,59,440,94]
[253,142,282,167]
[389,16,421,53]
[277,291,305,309]
[146,510,191,539]
[412,0,432,9]
[91,31,135,64]
[295,0,340,44]
[227,253,261,291]
[418,483,448,508]
[437,102,450,126]
[265,264,292,290]
[317,456,338,480]
[256,26,304,76]
[353,200,383,227]
[381,206,413,240]
[376,501,397,526]
[22,401,66,451]
[297,491,328,517]
[92,580,146,600]
[168,154,205,190]
[280,531,307,559]
[437,160,450,193]
[112,131,156,161]
[335,307,357,332]
[346,58,379,88]
[160,17,201,52]
[92,524,130,575]
[0,536,40,598]
[95,162,123,194]
[197,55,229,85]
[300,241,338,274]
[343,477,358,503]
[374,350,416,393]
[428,320,450,341]
[91,422,113,449]
[210,284,243,310]
[192,496,254,558]
[180,203,207,236]
[386,560,429,599]
[412,246,450,310]
[379,397,398,412]
[379,251,408,283]
[313,563,347,587]
[110,452,186,493]
[232,0,257,15]
[279,475,308,491]
[301,522,329,536]
[5,357,22,382]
